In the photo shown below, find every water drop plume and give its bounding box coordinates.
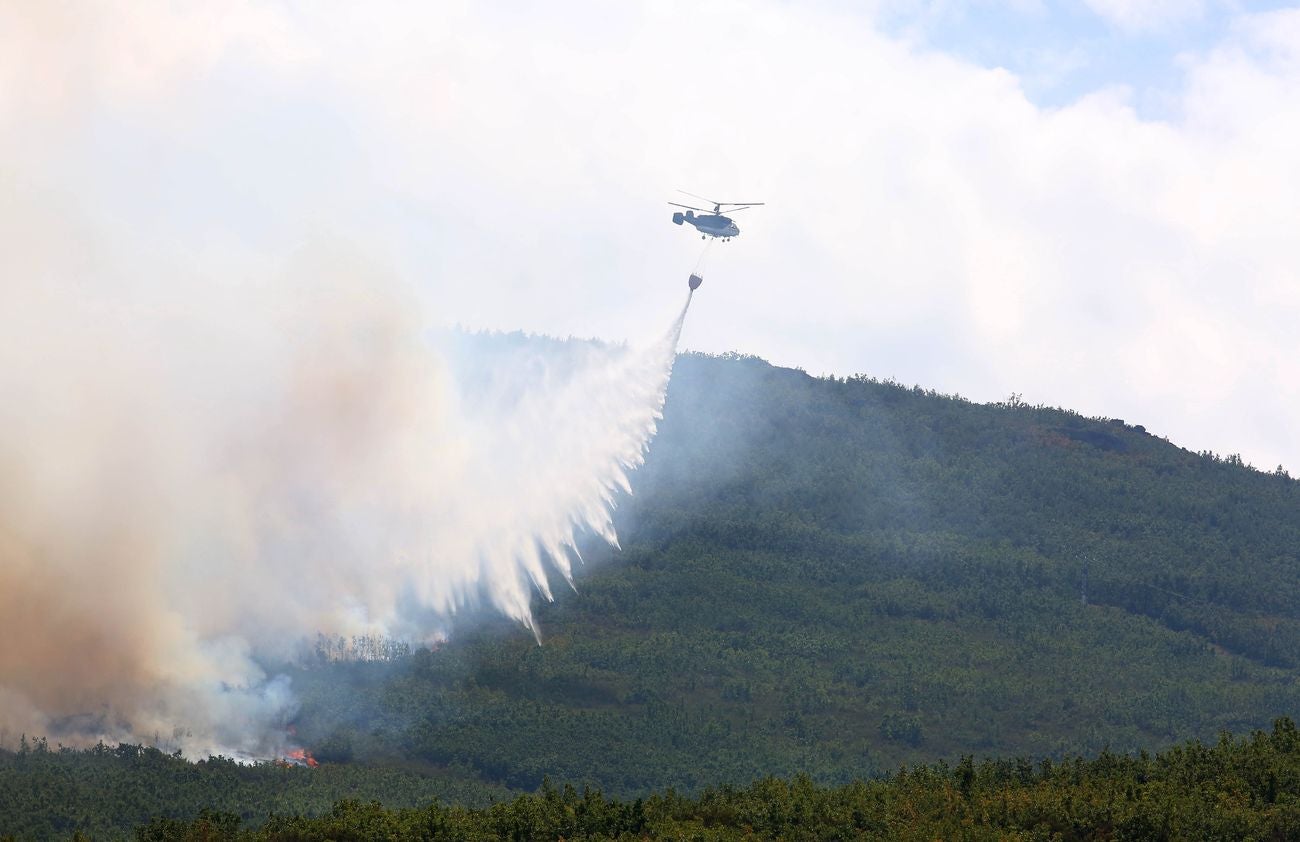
[423,289,693,638]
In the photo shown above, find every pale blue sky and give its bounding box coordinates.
[875,0,1297,112]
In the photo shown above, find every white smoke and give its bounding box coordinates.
[0,187,691,758]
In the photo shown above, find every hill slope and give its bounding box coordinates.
[286,351,1300,794]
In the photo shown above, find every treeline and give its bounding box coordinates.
[0,741,509,841]
[120,718,1300,840]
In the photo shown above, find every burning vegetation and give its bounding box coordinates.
[279,749,318,768]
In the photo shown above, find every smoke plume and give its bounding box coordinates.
[0,185,690,757]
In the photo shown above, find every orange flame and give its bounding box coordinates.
[285,748,319,768]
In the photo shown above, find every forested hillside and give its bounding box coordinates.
[287,352,1300,791]
[5,349,1300,838]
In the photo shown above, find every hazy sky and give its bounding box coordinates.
[5,0,1300,470]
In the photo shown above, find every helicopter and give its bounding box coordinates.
[669,191,763,241]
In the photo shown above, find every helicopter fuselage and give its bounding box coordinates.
[673,210,740,239]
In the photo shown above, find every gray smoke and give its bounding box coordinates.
[0,183,690,757]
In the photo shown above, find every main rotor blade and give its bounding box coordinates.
[677,190,717,205]
[678,191,765,209]
[668,202,708,211]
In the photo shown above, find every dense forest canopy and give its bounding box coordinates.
[7,720,1300,839]
[4,348,1299,838]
